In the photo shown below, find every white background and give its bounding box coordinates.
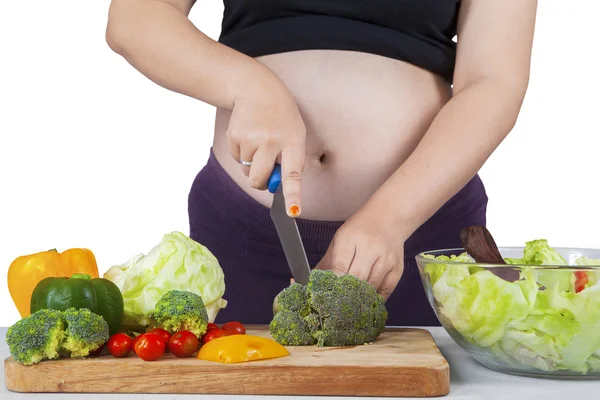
[1,1,598,327]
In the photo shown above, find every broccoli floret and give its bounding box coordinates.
[61,308,109,357]
[269,310,316,346]
[269,269,388,347]
[273,283,310,317]
[150,290,209,337]
[6,309,65,365]
[6,308,110,365]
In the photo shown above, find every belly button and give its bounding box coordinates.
[309,152,327,169]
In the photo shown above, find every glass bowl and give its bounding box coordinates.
[416,247,600,379]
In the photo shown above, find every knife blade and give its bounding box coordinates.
[268,164,311,286]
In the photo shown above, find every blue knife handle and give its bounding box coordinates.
[268,164,282,194]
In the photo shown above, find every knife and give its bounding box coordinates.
[268,164,312,286]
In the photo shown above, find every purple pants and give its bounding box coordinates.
[188,150,487,326]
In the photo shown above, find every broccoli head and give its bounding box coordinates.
[269,269,388,347]
[61,307,110,357]
[150,290,209,336]
[6,309,65,365]
[6,308,109,365]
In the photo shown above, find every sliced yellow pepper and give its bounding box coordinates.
[7,248,99,317]
[197,334,290,363]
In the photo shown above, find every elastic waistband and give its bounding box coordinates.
[190,149,487,254]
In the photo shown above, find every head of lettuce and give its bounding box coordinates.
[103,232,227,332]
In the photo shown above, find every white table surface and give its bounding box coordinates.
[2,327,599,400]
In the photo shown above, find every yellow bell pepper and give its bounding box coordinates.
[7,248,99,317]
[197,334,290,363]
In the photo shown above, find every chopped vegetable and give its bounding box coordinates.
[169,330,199,358]
[6,308,109,365]
[149,290,209,337]
[61,308,110,358]
[134,333,165,361]
[107,333,133,358]
[30,273,124,335]
[8,248,99,318]
[197,335,289,363]
[6,309,65,365]
[423,238,600,374]
[269,269,388,347]
[103,232,227,332]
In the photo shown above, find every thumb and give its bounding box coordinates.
[316,240,354,276]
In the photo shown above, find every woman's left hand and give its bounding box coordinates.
[315,206,407,301]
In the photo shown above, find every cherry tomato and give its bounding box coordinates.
[221,321,246,336]
[107,333,133,358]
[206,323,219,332]
[147,328,171,346]
[575,271,589,293]
[202,329,226,344]
[134,333,165,361]
[169,330,199,358]
[132,334,143,354]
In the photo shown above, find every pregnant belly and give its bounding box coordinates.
[212,50,452,221]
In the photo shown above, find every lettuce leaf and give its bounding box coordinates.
[426,257,536,347]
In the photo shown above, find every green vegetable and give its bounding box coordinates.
[270,310,316,346]
[30,273,124,335]
[103,231,227,332]
[6,308,109,365]
[6,309,65,365]
[269,269,388,347]
[149,290,209,337]
[423,239,600,374]
[505,239,572,292]
[61,307,110,358]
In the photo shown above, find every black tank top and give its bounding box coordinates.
[218,0,460,82]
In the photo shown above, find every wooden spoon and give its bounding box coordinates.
[460,225,506,264]
[459,225,520,281]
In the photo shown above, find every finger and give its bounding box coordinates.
[377,266,403,301]
[347,251,379,282]
[239,143,258,178]
[366,257,393,292]
[248,145,279,190]
[228,137,241,165]
[315,239,355,276]
[280,145,305,217]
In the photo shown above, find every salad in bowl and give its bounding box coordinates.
[416,226,600,378]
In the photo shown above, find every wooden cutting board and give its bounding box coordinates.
[5,326,449,397]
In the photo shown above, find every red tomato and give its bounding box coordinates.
[169,330,199,358]
[575,271,589,293]
[132,334,143,354]
[134,333,165,361]
[206,323,219,332]
[147,328,172,346]
[222,321,246,336]
[107,333,133,358]
[202,329,226,344]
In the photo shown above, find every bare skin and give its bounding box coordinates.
[106,0,538,300]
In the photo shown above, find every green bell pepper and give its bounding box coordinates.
[30,273,124,335]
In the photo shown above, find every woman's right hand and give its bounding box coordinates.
[227,82,307,217]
